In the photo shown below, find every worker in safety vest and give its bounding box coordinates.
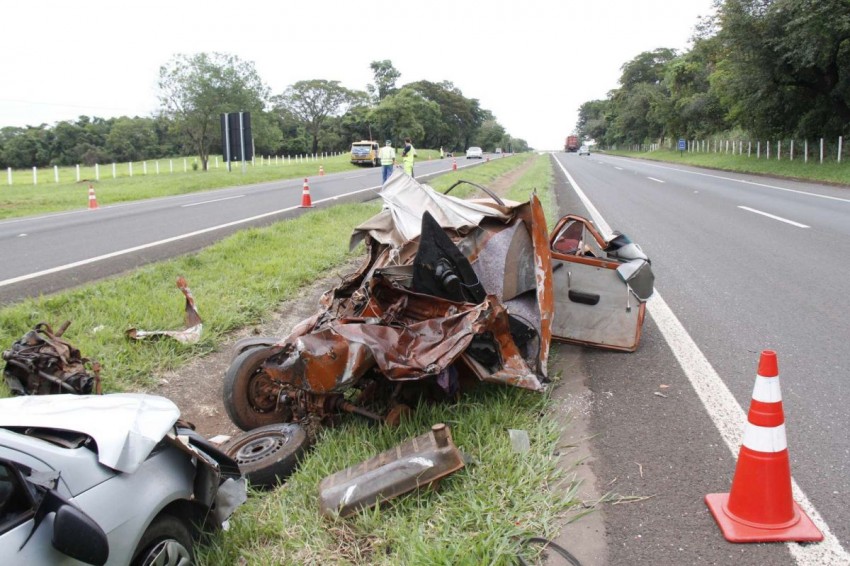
[378,140,396,184]
[402,137,417,177]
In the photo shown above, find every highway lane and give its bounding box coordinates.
[0,155,491,303]
[551,151,850,565]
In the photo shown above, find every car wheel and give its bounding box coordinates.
[223,347,293,431]
[132,514,194,566]
[223,423,309,488]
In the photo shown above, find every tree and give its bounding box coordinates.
[273,80,357,154]
[714,0,850,138]
[405,80,485,150]
[106,117,159,162]
[158,52,269,170]
[367,60,401,102]
[369,88,441,147]
[473,119,506,151]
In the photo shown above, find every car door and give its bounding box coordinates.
[549,215,647,352]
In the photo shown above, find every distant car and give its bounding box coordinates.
[466,146,483,159]
[578,145,591,156]
[0,394,246,566]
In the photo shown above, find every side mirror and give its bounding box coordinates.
[52,503,109,566]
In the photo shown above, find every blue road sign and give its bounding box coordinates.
[678,139,686,151]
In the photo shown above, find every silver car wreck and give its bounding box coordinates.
[0,393,246,565]
[222,173,654,440]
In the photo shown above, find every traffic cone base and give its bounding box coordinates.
[705,493,822,543]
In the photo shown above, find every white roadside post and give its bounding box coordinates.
[129,162,133,177]
[32,167,37,185]
[156,161,160,174]
[170,159,173,173]
[143,161,147,175]
[839,136,843,163]
[7,167,11,186]
[76,164,81,182]
[804,140,808,163]
[112,163,116,179]
[54,165,59,183]
[820,138,824,164]
[95,163,100,180]
[183,158,187,172]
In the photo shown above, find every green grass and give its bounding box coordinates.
[607,148,850,186]
[0,149,441,220]
[0,154,580,564]
[199,386,576,566]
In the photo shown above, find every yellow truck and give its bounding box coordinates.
[350,140,381,167]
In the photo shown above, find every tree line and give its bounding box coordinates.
[0,57,528,170]
[576,0,849,148]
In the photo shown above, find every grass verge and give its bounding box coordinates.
[0,149,441,220]
[1,153,579,564]
[607,149,850,186]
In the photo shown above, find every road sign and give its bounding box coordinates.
[678,139,686,151]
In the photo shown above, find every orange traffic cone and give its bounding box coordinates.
[319,165,325,176]
[88,184,99,210]
[300,178,314,208]
[452,158,457,171]
[705,350,822,542]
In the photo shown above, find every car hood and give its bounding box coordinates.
[0,394,180,473]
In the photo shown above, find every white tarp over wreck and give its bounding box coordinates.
[350,171,517,250]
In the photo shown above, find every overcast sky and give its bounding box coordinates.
[1,0,716,150]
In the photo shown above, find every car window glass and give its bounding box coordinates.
[0,462,35,532]
[552,220,583,254]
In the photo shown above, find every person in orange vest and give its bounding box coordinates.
[402,137,417,177]
[378,140,396,184]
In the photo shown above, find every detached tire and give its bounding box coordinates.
[131,514,194,566]
[223,347,292,431]
[223,423,309,488]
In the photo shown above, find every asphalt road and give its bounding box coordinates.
[0,155,490,303]
[550,151,850,565]
[3,150,848,564]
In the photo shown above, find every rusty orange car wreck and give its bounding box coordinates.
[222,173,654,438]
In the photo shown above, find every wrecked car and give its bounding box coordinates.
[222,173,654,451]
[3,321,101,396]
[0,393,246,565]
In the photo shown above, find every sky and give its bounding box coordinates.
[1,0,716,150]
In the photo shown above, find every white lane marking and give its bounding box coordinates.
[552,154,850,565]
[610,157,850,204]
[614,167,623,170]
[181,195,245,207]
[738,206,810,228]
[0,185,382,289]
[647,177,665,183]
[18,234,27,238]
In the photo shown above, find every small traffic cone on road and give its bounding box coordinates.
[88,184,99,210]
[319,165,325,176]
[705,350,823,543]
[452,158,457,171]
[300,178,314,208]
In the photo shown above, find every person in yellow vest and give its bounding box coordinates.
[378,140,396,184]
[402,137,417,177]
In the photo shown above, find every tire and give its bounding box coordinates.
[132,514,194,566]
[223,423,309,488]
[223,347,293,431]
